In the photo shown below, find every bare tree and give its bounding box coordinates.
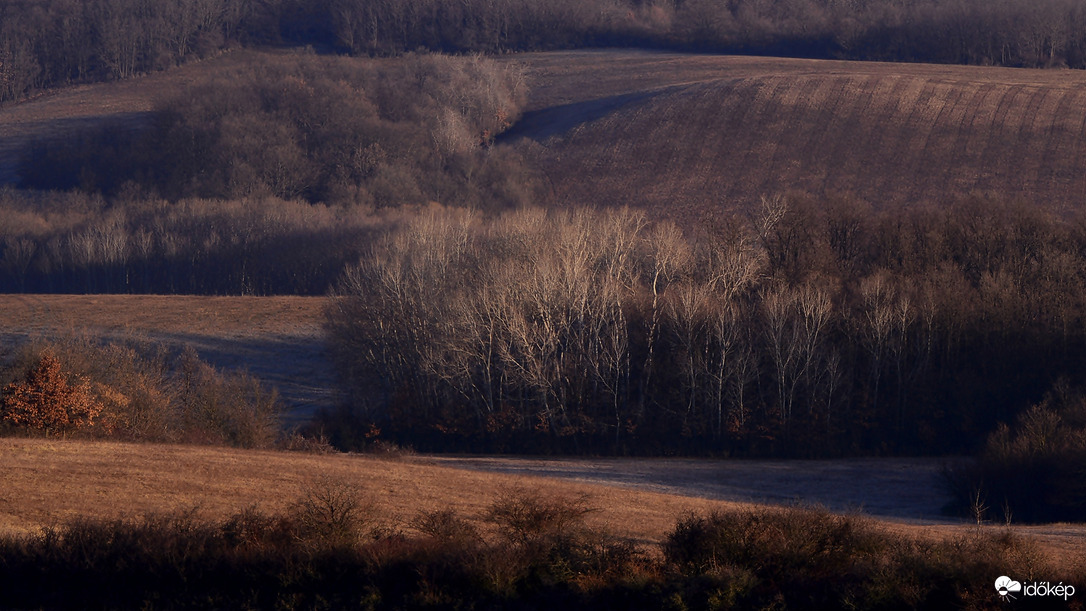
[639,221,691,415]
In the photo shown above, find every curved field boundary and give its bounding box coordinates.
[502,51,1086,216]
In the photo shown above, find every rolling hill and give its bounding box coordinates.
[3,436,1085,563]
[6,49,1086,216]
[501,50,1086,217]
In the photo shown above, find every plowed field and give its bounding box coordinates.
[502,50,1086,218]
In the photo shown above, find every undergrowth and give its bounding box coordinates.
[0,489,1078,610]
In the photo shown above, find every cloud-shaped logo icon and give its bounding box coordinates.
[996,576,1023,600]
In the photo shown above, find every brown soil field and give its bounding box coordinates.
[6,48,1086,216]
[2,437,1084,565]
[0,294,332,426]
[501,50,1086,218]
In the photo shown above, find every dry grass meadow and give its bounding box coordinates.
[0,436,744,545]
[2,436,1084,568]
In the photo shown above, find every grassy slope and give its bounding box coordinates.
[1,437,1083,565]
[502,50,1086,219]
[0,437,744,544]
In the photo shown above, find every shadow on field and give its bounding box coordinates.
[435,456,954,523]
[499,87,677,143]
[151,332,335,427]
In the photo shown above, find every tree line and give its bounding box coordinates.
[5,0,1086,103]
[0,0,252,102]
[0,188,389,294]
[324,196,1086,456]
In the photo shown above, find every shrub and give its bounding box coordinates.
[486,489,596,549]
[412,509,480,546]
[289,476,373,548]
[173,347,281,448]
[0,352,102,435]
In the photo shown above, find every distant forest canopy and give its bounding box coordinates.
[3,0,1086,103]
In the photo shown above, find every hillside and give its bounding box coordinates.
[0,50,286,185]
[3,437,1085,562]
[7,50,1086,215]
[0,437,752,544]
[502,50,1086,217]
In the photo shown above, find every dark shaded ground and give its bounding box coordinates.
[435,455,954,523]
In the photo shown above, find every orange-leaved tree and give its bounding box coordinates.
[1,353,102,435]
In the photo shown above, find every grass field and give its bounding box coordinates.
[2,437,1084,567]
[502,50,1086,218]
[0,294,332,425]
[0,437,746,545]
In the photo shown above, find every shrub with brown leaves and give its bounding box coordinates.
[0,353,102,435]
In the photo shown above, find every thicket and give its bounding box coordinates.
[948,383,1086,523]
[0,334,281,447]
[18,52,537,208]
[325,196,1086,457]
[5,0,1086,105]
[0,491,1068,610]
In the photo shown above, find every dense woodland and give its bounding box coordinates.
[17,52,533,206]
[3,52,538,294]
[4,0,1086,103]
[325,198,1086,457]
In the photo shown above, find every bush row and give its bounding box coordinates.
[0,489,1070,610]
